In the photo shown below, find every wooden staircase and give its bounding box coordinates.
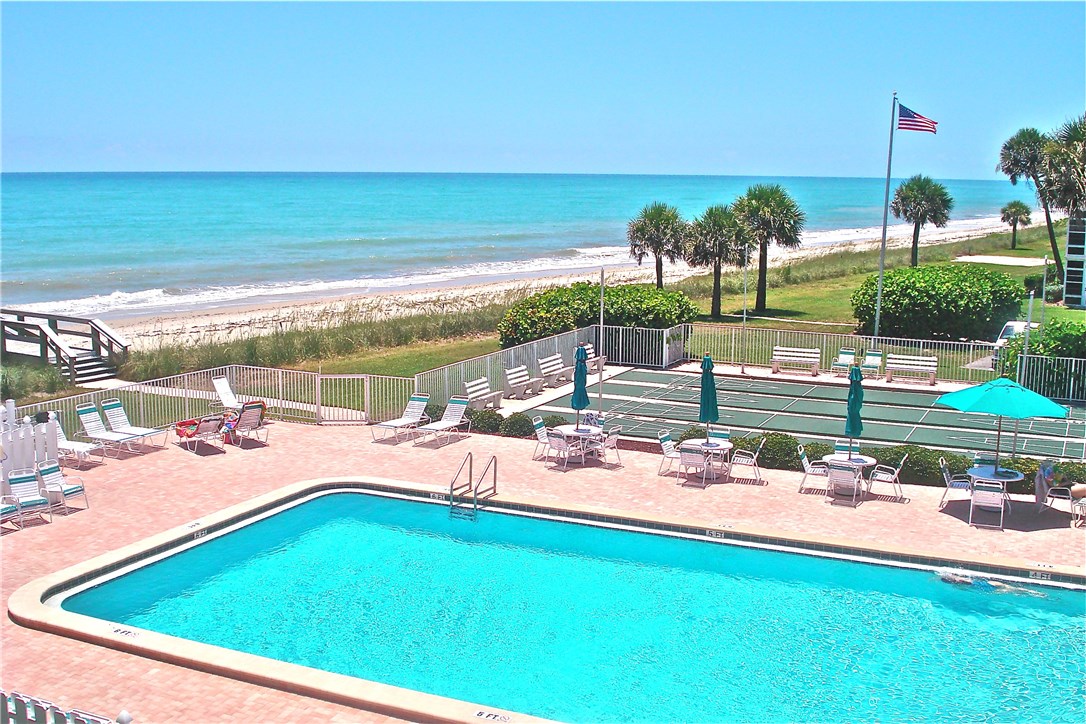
[1,309,129,385]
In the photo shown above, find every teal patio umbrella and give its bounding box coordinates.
[699,354,720,435]
[845,364,864,450]
[935,377,1068,469]
[571,344,591,430]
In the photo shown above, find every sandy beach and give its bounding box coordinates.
[112,213,1044,350]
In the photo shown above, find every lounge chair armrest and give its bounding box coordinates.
[810,462,829,473]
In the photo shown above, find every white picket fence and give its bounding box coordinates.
[1,401,60,496]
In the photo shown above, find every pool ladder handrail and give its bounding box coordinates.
[448,452,497,520]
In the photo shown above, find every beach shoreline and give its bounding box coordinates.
[108,213,1041,351]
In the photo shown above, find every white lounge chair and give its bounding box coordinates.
[211,375,244,411]
[2,469,52,526]
[586,426,622,465]
[177,415,226,452]
[101,398,168,447]
[831,347,857,375]
[938,456,973,510]
[504,365,544,399]
[463,377,503,411]
[233,401,269,444]
[798,443,829,492]
[729,437,766,484]
[546,430,585,469]
[414,396,471,446]
[868,453,907,501]
[36,459,88,515]
[371,393,430,441]
[969,479,1008,529]
[53,412,105,466]
[657,430,682,474]
[76,402,137,456]
[531,416,552,460]
[827,461,864,506]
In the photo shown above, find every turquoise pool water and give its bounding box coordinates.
[64,493,1085,722]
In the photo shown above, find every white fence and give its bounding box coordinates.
[1,417,59,493]
[1018,354,1086,402]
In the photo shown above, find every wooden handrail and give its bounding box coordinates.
[1,308,129,365]
[0,318,79,382]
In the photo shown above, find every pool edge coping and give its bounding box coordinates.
[8,475,1085,723]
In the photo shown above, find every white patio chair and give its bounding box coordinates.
[969,479,1009,529]
[833,439,862,456]
[729,437,766,484]
[972,452,998,468]
[547,430,585,470]
[76,402,137,456]
[371,393,430,442]
[860,349,883,377]
[53,412,105,466]
[2,499,24,531]
[1,469,52,526]
[413,396,471,446]
[36,459,88,514]
[677,445,711,487]
[177,415,226,452]
[657,430,682,474]
[831,347,857,375]
[101,398,168,447]
[868,453,908,501]
[233,401,269,444]
[797,443,829,492]
[938,456,972,510]
[586,426,622,466]
[211,375,244,411]
[827,461,863,506]
[531,416,552,460]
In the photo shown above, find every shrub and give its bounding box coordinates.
[759,432,802,470]
[497,283,699,347]
[850,265,1023,340]
[499,413,536,438]
[676,426,705,443]
[542,414,569,429]
[1022,264,1058,296]
[1045,284,1064,303]
[468,408,502,434]
[0,359,70,402]
[424,402,446,422]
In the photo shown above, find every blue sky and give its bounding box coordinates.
[3,2,1083,179]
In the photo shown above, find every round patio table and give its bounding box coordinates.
[555,424,602,440]
[822,453,878,471]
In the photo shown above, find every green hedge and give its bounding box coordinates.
[851,264,1023,340]
[669,428,1085,493]
[497,283,699,347]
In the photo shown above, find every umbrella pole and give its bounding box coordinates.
[994,416,1003,470]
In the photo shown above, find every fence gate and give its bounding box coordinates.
[663,324,689,368]
[317,375,370,424]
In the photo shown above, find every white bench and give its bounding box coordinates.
[463,377,504,410]
[885,354,938,385]
[770,346,821,376]
[538,354,575,387]
[504,365,543,399]
[581,343,606,374]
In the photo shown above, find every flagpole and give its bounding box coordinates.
[873,91,898,339]
[598,267,605,416]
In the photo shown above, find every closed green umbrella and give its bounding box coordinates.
[699,354,720,436]
[571,344,591,430]
[935,377,1068,469]
[845,364,864,449]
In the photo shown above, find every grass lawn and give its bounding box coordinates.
[292,335,500,377]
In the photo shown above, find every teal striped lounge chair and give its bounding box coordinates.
[76,402,137,456]
[371,393,430,442]
[413,396,471,446]
[36,459,88,515]
[101,398,168,447]
[2,469,52,527]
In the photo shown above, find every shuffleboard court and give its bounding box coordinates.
[534,368,1086,459]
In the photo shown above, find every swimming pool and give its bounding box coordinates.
[43,488,1084,722]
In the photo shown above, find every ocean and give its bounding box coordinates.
[0,172,1036,319]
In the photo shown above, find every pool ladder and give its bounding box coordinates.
[448,452,497,521]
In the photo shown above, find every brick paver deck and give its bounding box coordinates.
[3,422,1083,723]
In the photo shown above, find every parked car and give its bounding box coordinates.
[992,321,1039,362]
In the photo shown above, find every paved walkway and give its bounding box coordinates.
[3,422,1082,723]
[954,255,1049,266]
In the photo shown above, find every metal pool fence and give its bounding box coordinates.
[1017,354,1086,403]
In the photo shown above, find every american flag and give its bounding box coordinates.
[898,104,938,134]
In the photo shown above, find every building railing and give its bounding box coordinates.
[2,308,130,366]
[1017,354,1086,402]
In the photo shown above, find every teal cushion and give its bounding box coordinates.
[19,496,49,509]
[61,485,84,496]
[1,504,17,515]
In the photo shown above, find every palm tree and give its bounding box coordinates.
[1000,200,1032,250]
[890,175,954,267]
[733,185,805,312]
[998,128,1064,279]
[627,202,685,289]
[685,204,749,318]
[1042,113,1086,218]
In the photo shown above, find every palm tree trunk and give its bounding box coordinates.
[1010,220,1018,250]
[655,254,664,290]
[711,257,722,318]
[755,240,769,312]
[911,222,921,267]
[1033,174,1065,279]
